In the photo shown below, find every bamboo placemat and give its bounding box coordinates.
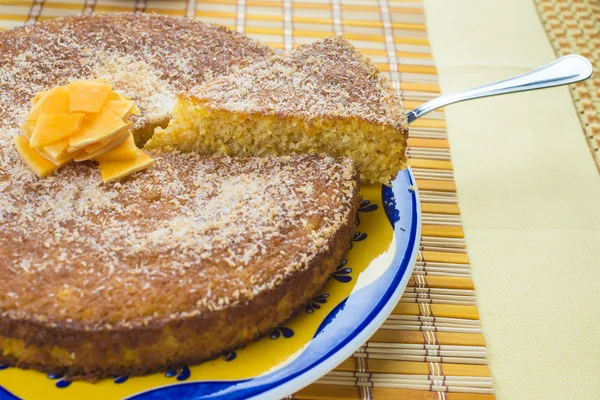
[0,1,495,398]
[535,0,600,172]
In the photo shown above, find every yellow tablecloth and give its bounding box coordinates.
[423,0,600,398]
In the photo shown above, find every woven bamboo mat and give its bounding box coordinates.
[535,0,600,172]
[0,1,495,398]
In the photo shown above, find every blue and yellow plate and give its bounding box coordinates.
[0,169,420,400]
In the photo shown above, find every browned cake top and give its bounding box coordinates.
[188,35,407,130]
[0,12,272,135]
[0,151,358,329]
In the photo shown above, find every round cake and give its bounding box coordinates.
[0,14,360,379]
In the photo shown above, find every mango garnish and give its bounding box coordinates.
[98,149,154,183]
[15,79,153,182]
[15,135,56,178]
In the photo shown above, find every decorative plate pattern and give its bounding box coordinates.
[0,168,420,400]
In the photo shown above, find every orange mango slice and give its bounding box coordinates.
[74,131,130,162]
[26,87,70,121]
[42,137,71,161]
[68,109,127,151]
[84,126,131,153]
[98,150,154,182]
[15,135,57,177]
[94,134,138,162]
[34,148,73,167]
[104,100,136,120]
[31,90,49,105]
[106,91,127,101]
[29,113,85,148]
[21,120,35,140]
[68,81,113,114]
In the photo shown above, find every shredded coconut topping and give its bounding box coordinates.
[189,35,407,130]
[0,151,357,328]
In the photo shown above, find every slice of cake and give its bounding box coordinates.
[145,36,408,184]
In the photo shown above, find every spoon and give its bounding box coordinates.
[406,54,593,123]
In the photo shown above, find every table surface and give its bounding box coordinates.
[0,1,598,398]
[423,0,600,399]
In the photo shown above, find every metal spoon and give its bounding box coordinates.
[406,54,593,123]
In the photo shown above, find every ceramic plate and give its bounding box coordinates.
[0,168,420,400]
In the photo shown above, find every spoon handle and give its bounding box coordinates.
[406,54,593,123]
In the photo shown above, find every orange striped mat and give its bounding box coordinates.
[0,1,495,398]
[535,0,600,172]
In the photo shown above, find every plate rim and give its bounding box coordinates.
[256,167,421,399]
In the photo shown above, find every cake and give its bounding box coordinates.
[145,36,409,184]
[0,13,274,145]
[0,14,360,379]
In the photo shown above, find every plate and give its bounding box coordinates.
[0,168,420,400]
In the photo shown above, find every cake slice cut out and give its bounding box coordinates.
[146,35,408,184]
